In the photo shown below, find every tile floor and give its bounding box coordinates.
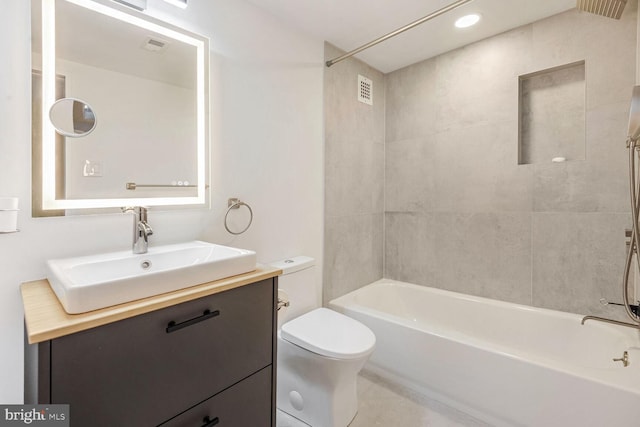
[276,369,490,427]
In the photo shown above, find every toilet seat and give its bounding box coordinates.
[281,308,375,360]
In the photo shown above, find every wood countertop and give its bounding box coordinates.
[21,266,282,344]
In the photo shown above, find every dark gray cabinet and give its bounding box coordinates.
[35,278,277,427]
[159,366,273,427]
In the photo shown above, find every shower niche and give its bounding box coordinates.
[518,61,586,165]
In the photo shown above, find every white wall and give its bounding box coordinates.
[0,0,323,403]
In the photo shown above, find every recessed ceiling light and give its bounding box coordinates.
[455,14,481,28]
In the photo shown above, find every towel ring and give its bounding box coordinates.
[224,198,253,235]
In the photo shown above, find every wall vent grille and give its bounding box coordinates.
[358,74,373,105]
[142,37,169,53]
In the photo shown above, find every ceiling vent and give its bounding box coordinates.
[112,0,147,11]
[142,37,169,53]
[358,74,373,105]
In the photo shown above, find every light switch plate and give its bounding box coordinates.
[83,161,103,177]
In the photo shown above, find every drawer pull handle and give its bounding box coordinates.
[166,309,220,333]
[201,416,219,427]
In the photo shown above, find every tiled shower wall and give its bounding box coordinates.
[324,3,639,319]
[323,43,385,305]
[384,5,637,318]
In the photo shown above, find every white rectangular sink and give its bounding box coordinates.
[46,241,257,314]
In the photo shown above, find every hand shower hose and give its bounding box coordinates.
[622,85,640,324]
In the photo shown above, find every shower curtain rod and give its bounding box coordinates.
[325,0,474,68]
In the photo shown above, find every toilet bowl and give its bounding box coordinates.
[278,308,375,426]
[271,257,376,427]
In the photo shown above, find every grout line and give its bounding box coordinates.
[530,211,534,306]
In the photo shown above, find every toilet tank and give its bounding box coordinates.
[270,256,316,323]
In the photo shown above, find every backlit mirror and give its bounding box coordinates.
[31,0,208,214]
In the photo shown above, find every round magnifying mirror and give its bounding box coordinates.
[49,98,97,137]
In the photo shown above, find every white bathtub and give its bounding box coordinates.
[329,279,640,427]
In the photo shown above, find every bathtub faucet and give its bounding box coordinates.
[580,315,640,330]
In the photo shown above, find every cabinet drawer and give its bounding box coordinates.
[50,279,274,427]
[159,366,272,427]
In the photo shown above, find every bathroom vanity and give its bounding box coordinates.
[22,267,280,427]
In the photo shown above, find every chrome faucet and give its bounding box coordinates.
[122,207,153,254]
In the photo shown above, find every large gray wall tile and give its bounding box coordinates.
[324,213,384,305]
[326,139,384,217]
[385,212,532,304]
[385,59,437,142]
[385,138,437,212]
[431,121,532,212]
[533,102,631,213]
[324,42,385,302]
[532,213,632,320]
[434,26,530,132]
[431,212,532,305]
[384,212,437,286]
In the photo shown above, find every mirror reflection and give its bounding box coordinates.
[31,0,208,214]
[49,98,97,137]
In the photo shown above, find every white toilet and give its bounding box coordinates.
[272,257,376,427]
